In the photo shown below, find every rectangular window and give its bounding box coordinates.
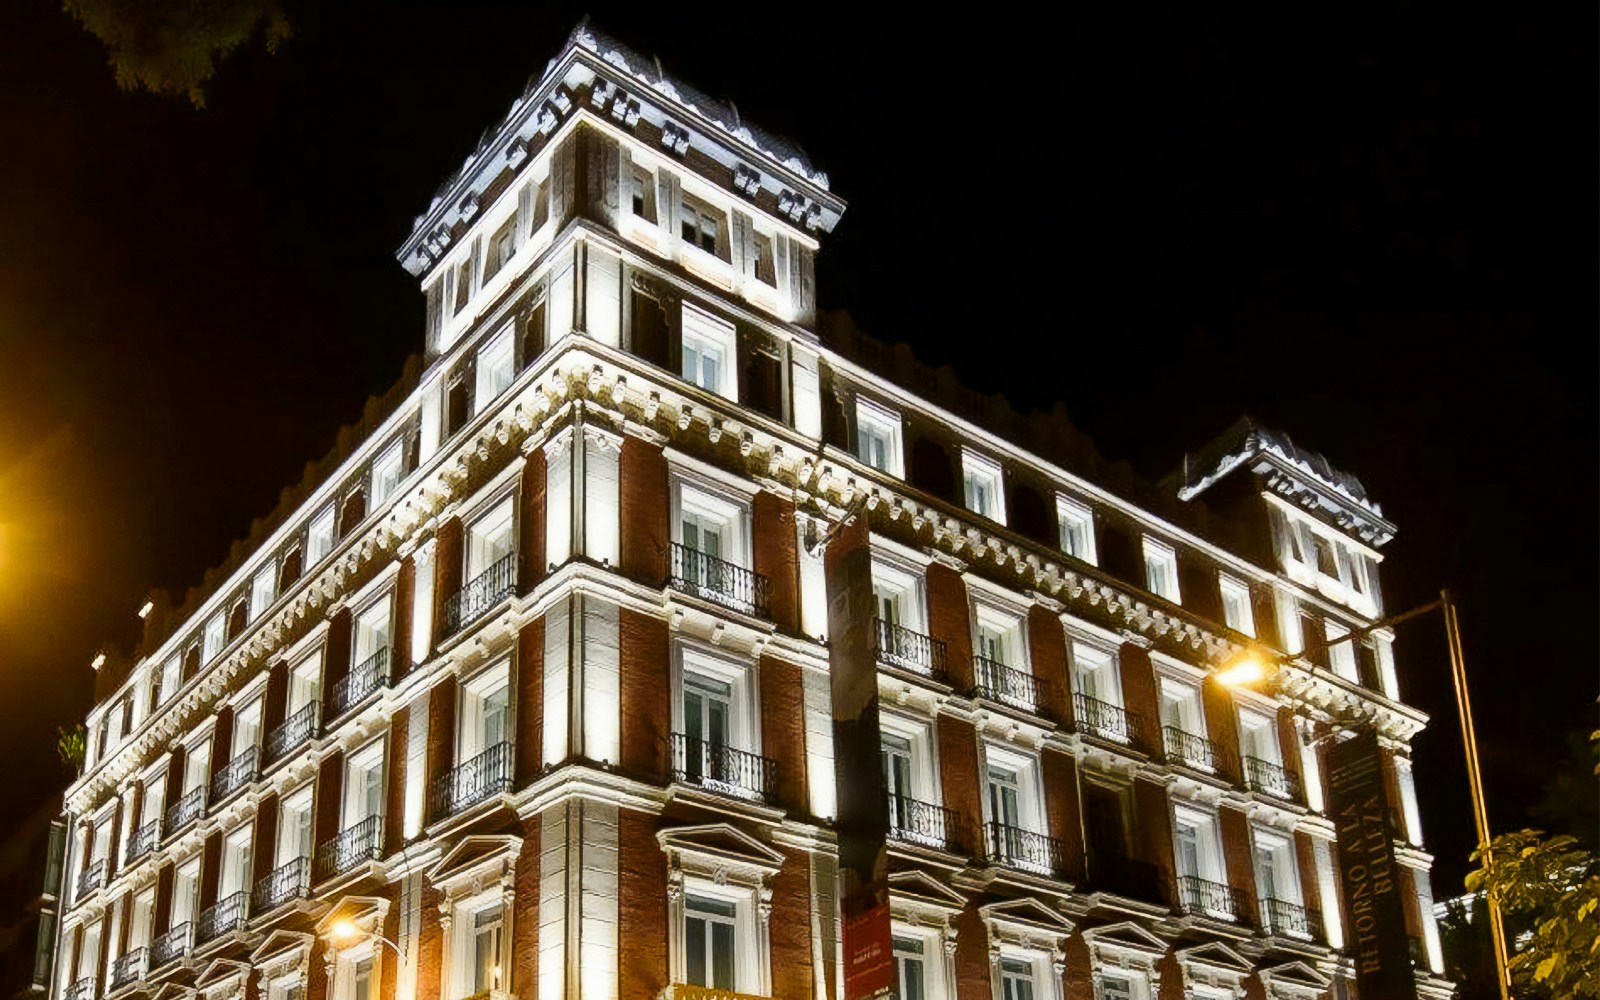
[467,499,516,580]
[752,232,776,286]
[1254,831,1301,905]
[1325,621,1357,680]
[342,742,385,828]
[484,215,518,282]
[894,936,927,1000]
[1276,588,1302,654]
[278,786,313,865]
[1099,975,1135,1000]
[1071,642,1122,711]
[159,654,181,705]
[458,664,511,763]
[679,194,723,257]
[1057,496,1096,564]
[855,398,904,477]
[630,166,655,222]
[961,449,1005,523]
[1142,538,1180,602]
[351,958,373,1000]
[353,599,392,671]
[1000,957,1036,1000]
[684,894,737,989]
[308,507,336,566]
[184,739,212,793]
[468,904,504,995]
[680,304,737,398]
[173,859,200,926]
[474,326,516,413]
[203,614,226,662]
[370,443,404,506]
[220,824,252,898]
[251,563,277,621]
[452,259,472,316]
[288,652,321,714]
[233,699,263,757]
[1219,575,1254,636]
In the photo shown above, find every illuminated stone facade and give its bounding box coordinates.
[53,24,1453,1000]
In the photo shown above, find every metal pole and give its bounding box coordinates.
[1441,588,1513,1000]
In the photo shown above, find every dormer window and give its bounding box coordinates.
[371,443,404,506]
[679,193,723,257]
[474,325,516,413]
[631,166,656,222]
[1142,538,1180,602]
[752,233,775,286]
[855,398,904,477]
[1057,496,1096,564]
[1218,574,1254,636]
[962,449,1005,523]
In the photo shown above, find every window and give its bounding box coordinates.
[1254,831,1301,906]
[484,215,518,282]
[203,613,226,662]
[371,443,404,505]
[1142,538,1180,602]
[961,449,1005,523]
[458,663,511,763]
[1276,588,1302,654]
[452,258,472,316]
[267,976,305,1000]
[1071,642,1124,733]
[751,232,775,285]
[1098,974,1136,1000]
[879,718,939,846]
[467,498,515,581]
[251,563,277,621]
[1173,807,1228,916]
[675,645,758,796]
[466,903,505,997]
[894,936,928,1000]
[1325,621,1357,681]
[984,746,1043,846]
[219,824,252,899]
[141,774,165,836]
[342,741,385,829]
[973,604,1025,667]
[353,599,392,672]
[173,858,200,927]
[474,326,516,413]
[679,194,723,257]
[129,888,155,951]
[630,166,656,221]
[288,651,322,715]
[278,786,313,865]
[308,507,336,565]
[233,699,263,758]
[684,894,738,990]
[855,398,904,477]
[158,654,181,705]
[675,484,749,568]
[1159,679,1205,738]
[350,957,374,1000]
[1057,496,1096,564]
[183,739,212,794]
[680,304,737,398]
[1000,957,1036,1000]
[871,558,927,652]
[1219,575,1254,636]
[1238,710,1277,766]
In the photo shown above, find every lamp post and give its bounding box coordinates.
[1218,589,1512,1000]
[329,917,402,956]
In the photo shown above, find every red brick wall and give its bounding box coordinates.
[1295,831,1321,917]
[385,706,409,854]
[1276,706,1305,796]
[1028,605,1070,721]
[616,809,665,996]
[1133,778,1175,906]
[414,882,444,1000]
[515,618,545,784]
[325,608,353,691]
[1042,749,1086,883]
[752,492,799,633]
[314,751,344,848]
[619,609,667,781]
[511,817,541,997]
[253,794,279,882]
[263,661,288,739]
[926,563,973,691]
[1398,865,1423,936]
[1219,806,1258,921]
[152,863,172,934]
[393,556,415,678]
[426,681,458,794]
[1157,951,1185,1000]
[1119,643,1160,755]
[759,656,808,814]
[433,517,464,642]
[770,847,815,1000]
[210,707,234,779]
[520,451,547,592]
[305,937,329,1000]
[379,883,401,1000]
[953,905,992,998]
[1202,678,1241,784]
[199,831,221,909]
[618,436,667,585]
[938,716,982,855]
[1062,933,1095,1000]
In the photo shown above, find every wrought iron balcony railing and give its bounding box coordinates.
[670,733,779,804]
[315,815,383,881]
[149,922,191,968]
[126,821,160,866]
[208,746,260,806]
[1073,693,1143,744]
[428,741,514,821]
[667,543,770,619]
[165,787,204,836]
[442,553,517,638]
[973,656,1052,717]
[75,859,105,901]
[252,856,310,913]
[1243,755,1301,801]
[110,949,147,990]
[196,891,248,943]
[872,618,948,681]
[63,978,95,1000]
[266,701,320,764]
[1163,726,1220,772]
[1177,874,1248,922]
[1260,896,1323,941]
[887,794,962,853]
[986,822,1068,878]
[331,648,388,718]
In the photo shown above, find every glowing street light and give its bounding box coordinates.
[328,918,402,956]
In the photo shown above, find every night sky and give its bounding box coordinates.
[0,1,1593,896]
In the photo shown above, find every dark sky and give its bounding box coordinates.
[0,0,1593,895]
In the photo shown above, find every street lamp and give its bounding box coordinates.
[329,918,402,957]
[1217,588,1513,1000]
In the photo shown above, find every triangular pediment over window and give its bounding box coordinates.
[251,930,314,967]
[425,834,523,892]
[980,897,1075,935]
[1258,960,1332,997]
[1175,941,1253,975]
[888,870,966,912]
[314,895,391,940]
[1081,920,1169,961]
[193,959,250,991]
[656,822,786,873]
[149,983,197,1000]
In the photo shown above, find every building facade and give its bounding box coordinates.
[52,24,1454,1000]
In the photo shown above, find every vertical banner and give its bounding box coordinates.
[1326,728,1418,1000]
[824,512,894,1000]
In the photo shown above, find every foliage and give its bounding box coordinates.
[1467,828,1600,999]
[55,724,86,772]
[61,0,291,107]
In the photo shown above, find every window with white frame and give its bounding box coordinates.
[352,598,392,674]
[371,443,404,506]
[308,506,336,565]
[893,935,930,1000]
[342,740,385,831]
[679,193,724,257]
[1219,575,1254,636]
[448,894,507,1000]
[1097,973,1140,1000]
[985,745,1045,866]
[630,165,656,221]
[219,823,252,900]
[474,325,516,414]
[251,563,277,621]
[751,232,775,286]
[1159,678,1209,768]
[452,257,473,317]
[203,613,226,662]
[159,653,181,705]
[232,698,263,759]
[1172,805,1226,894]
[457,662,511,765]
[288,650,322,717]
[1238,709,1278,767]
[129,887,155,951]
[679,304,737,399]
[173,857,200,928]
[1057,496,1096,564]
[961,449,1005,523]
[278,785,313,866]
[880,715,939,845]
[675,645,758,796]
[1324,621,1357,681]
[999,955,1039,1000]
[484,214,518,283]
[673,478,751,582]
[267,974,304,1000]
[872,556,929,672]
[1142,538,1180,602]
[183,737,212,795]
[855,398,904,477]
[1070,641,1120,707]
[1253,829,1302,910]
[1275,588,1302,654]
[973,604,1025,668]
[79,920,102,987]
[342,954,376,1000]
[467,498,515,581]
[141,772,165,839]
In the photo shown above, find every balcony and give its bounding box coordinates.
[149,922,191,968]
[75,859,105,901]
[165,787,204,836]
[316,815,383,881]
[1260,896,1324,941]
[1243,755,1301,801]
[196,891,248,944]
[126,821,161,865]
[1177,874,1248,922]
[109,949,148,991]
[872,618,948,681]
[63,978,95,1000]
[1163,726,1220,772]
[266,701,320,764]
[429,741,514,822]
[252,856,311,913]
[208,746,260,806]
[986,822,1068,878]
[887,794,962,853]
[670,733,779,804]
[442,553,517,638]
[973,657,1053,717]
[1072,693,1143,745]
[668,543,770,619]
[331,648,388,718]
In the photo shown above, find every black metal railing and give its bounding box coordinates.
[149,922,191,968]
[332,648,388,717]
[196,891,248,943]
[1243,755,1301,801]
[986,822,1068,877]
[887,794,961,853]
[315,815,383,881]
[428,741,514,821]
[165,787,204,835]
[973,656,1051,716]
[1163,726,1220,771]
[442,553,517,637]
[872,619,948,681]
[667,543,771,619]
[1073,693,1143,744]
[63,978,96,1000]
[252,856,310,913]
[126,821,161,865]
[110,949,148,990]
[208,746,260,806]
[266,701,320,763]
[1261,897,1323,940]
[75,860,105,901]
[670,733,779,803]
[1177,874,1247,921]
